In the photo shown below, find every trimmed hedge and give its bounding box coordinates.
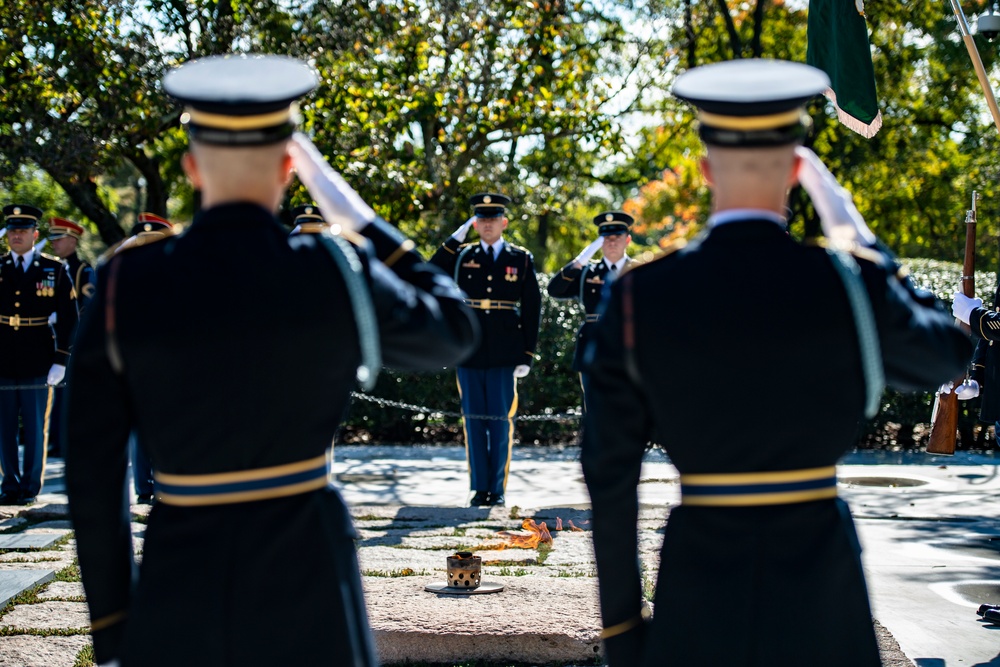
[338,259,996,451]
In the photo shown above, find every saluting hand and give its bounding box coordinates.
[452,216,476,242]
[951,291,981,325]
[514,365,531,378]
[289,133,377,232]
[574,237,604,267]
[795,147,876,247]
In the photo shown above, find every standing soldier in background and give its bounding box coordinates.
[48,217,96,313]
[431,194,542,507]
[288,204,329,237]
[951,286,1000,444]
[46,217,95,458]
[546,211,634,406]
[66,54,476,667]
[581,60,973,667]
[0,205,78,504]
[118,213,179,505]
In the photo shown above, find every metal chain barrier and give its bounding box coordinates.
[0,384,581,422]
[350,392,582,422]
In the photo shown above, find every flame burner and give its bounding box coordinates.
[424,551,505,596]
[447,551,482,588]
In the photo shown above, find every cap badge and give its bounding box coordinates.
[483,196,492,204]
[12,208,20,215]
[144,224,152,232]
[305,207,313,215]
[605,214,614,222]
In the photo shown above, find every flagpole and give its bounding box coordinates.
[949,0,1000,133]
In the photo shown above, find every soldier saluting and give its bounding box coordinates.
[431,194,542,507]
[66,54,476,667]
[0,205,78,504]
[546,211,634,405]
[581,59,972,667]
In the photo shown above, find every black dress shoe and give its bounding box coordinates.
[486,493,505,507]
[469,491,490,507]
[17,496,36,506]
[984,609,1000,624]
[978,603,1000,616]
[0,492,18,505]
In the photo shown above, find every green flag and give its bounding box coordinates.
[807,0,882,138]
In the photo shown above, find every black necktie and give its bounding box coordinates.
[609,264,617,274]
[16,256,23,274]
[486,245,495,264]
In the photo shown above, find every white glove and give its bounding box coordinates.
[48,312,56,326]
[452,216,476,242]
[956,378,981,400]
[514,365,531,378]
[937,381,953,395]
[795,147,876,246]
[951,291,982,324]
[574,237,604,266]
[47,364,66,386]
[289,133,376,232]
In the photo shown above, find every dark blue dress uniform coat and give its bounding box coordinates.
[63,251,96,314]
[969,287,1000,422]
[430,237,542,369]
[580,219,972,667]
[546,257,632,371]
[0,250,77,377]
[65,204,477,667]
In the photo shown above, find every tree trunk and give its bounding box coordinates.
[715,0,742,58]
[50,173,125,246]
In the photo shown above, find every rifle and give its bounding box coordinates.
[927,191,978,455]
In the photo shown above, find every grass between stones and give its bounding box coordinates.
[74,644,95,667]
[362,568,430,577]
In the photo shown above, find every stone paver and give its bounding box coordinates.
[0,570,55,607]
[0,636,90,667]
[366,576,603,664]
[0,601,90,630]
[36,581,85,601]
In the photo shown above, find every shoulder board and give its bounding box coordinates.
[620,239,687,276]
[804,237,909,280]
[107,232,172,258]
[39,252,61,263]
[507,244,530,255]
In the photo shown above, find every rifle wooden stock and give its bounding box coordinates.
[927,390,959,454]
[927,192,977,455]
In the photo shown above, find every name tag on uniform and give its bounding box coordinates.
[585,276,604,285]
[461,261,481,269]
